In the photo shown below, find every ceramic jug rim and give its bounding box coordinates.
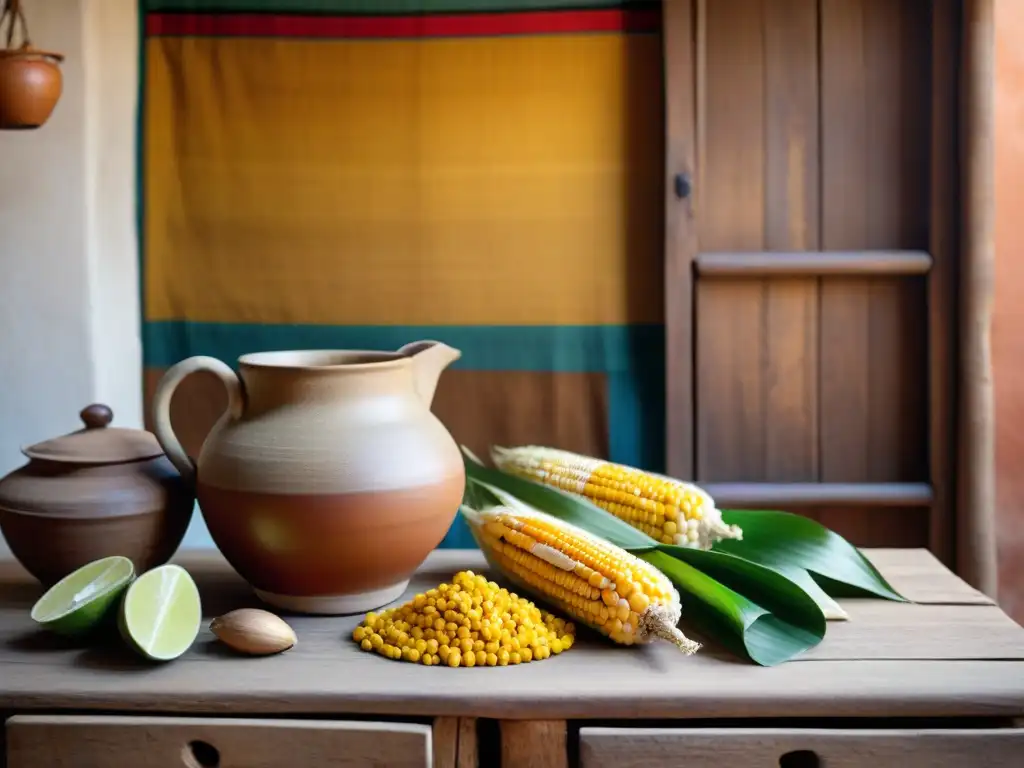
[237,349,412,371]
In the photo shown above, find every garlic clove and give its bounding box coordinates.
[210,608,297,656]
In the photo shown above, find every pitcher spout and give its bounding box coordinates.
[397,340,462,407]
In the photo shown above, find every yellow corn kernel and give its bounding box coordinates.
[463,504,701,655]
[352,570,574,666]
[491,446,743,550]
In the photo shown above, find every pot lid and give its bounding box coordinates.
[21,404,165,464]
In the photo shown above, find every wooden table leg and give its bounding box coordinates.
[500,720,568,768]
[434,717,459,768]
[457,717,478,768]
[434,717,479,768]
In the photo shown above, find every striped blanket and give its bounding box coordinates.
[139,0,665,547]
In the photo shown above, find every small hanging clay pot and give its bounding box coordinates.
[0,0,64,130]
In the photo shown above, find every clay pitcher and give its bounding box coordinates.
[151,341,465,614]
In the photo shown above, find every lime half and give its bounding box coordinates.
[30,555,136,638]
[119,564,202,661]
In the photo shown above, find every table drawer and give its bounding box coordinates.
[578,726,1024,767]
[5,715,433,768]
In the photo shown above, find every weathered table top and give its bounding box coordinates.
[1,548,1023,721]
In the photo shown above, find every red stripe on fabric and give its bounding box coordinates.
[145,9,661,38]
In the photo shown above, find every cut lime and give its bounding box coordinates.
[30,555,135,638]
[118,564,202,661]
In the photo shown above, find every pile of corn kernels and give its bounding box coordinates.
[352,570,575,667]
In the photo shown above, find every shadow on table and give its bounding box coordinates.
[0,579,43,611]
[4,625,164,671]
[4,627,87,653]
[72,643,179,671]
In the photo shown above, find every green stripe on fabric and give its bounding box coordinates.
[438,515,478,549]
[143,321,665,373]
[608,368,665,474]
[144,0,653,14]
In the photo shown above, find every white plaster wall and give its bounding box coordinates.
[0,0,144,555]
[84,0,144,429]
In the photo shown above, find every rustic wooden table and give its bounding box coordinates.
[1,548,1024,767]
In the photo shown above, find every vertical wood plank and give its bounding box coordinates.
[695,0,819,483]
[457,718,478,768]
[695,0,766,482]
[664,0,697,480]
[434,717,459,768]
[864,0,930,484]
[961,0,998,596]
[500,720,567,768]
[437,716,479,767]
[762,0,820,481]
[697,0,765,254]
[763,280,819,480]
[695,278,765,482]
[929,0,960,568]
[764,0,820,256]
[820,0,871,482]
[820,0,931,549]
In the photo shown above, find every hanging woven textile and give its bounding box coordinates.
[138,0,665,547]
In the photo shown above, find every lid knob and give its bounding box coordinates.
[80,404,113,430]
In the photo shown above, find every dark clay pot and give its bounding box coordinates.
[0,404,195,586]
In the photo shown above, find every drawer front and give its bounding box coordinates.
[578,726,1024,768]
[6,715,433,768]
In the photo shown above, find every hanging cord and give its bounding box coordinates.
[0,0,31,51]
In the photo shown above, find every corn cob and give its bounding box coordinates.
[463,503,701,654]
[491,446,742,550]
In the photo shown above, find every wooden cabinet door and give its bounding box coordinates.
[663,0,957,557]
[578,726,1024,768]
[5,715,434,768]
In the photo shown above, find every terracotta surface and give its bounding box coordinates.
[0,0,64,130]
[0,47,63,129]
[0,0,63,129]
[0,405,194,585]
[198,478,464,598]
[151,341,465,614]
[0,497,190,586]
[995,3,1024,624]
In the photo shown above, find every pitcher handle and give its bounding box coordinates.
[152,356,244,488]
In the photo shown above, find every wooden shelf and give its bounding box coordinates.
[702,482,934,508]
[694,251,933,277]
